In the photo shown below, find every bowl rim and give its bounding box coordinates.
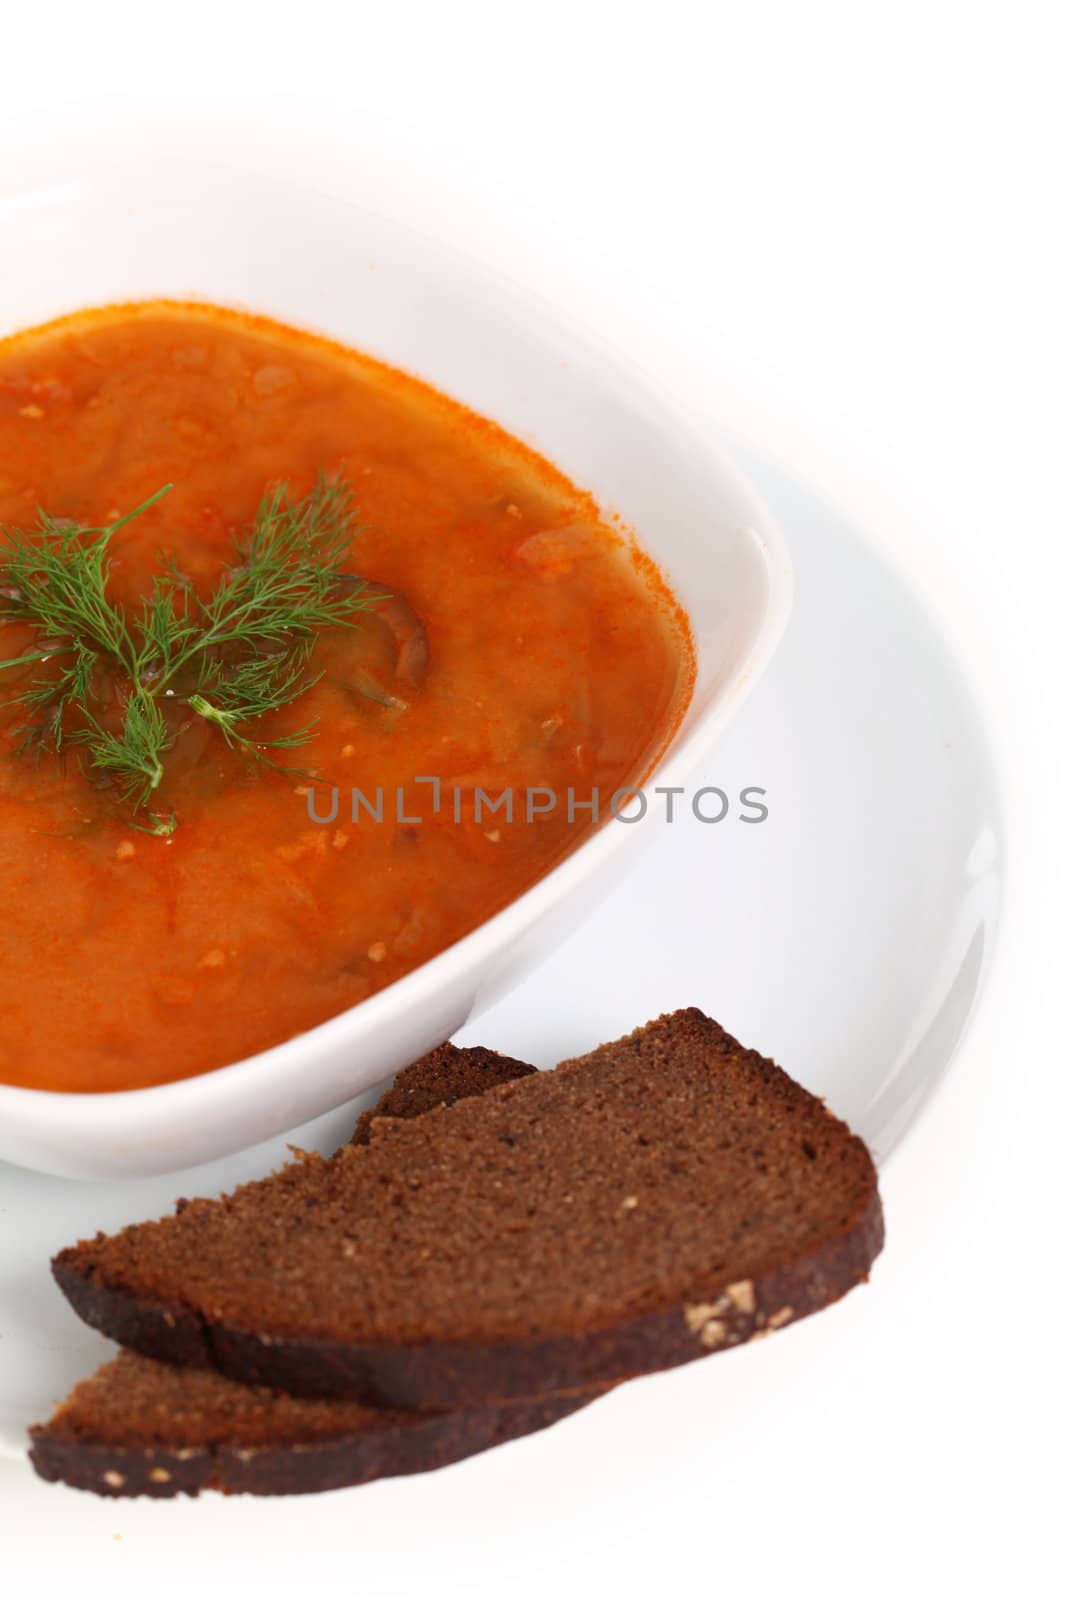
[0,159,793,1133]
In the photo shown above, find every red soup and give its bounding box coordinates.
[0,303,693,1092]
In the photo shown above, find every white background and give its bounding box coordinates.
[2,2,1064,1593]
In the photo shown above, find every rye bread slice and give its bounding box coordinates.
[31,1044,580,1498]
[53,1010,883,1410]
[349,1042,536,1144]
[29,1350,592,1498]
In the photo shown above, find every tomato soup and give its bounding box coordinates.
[0,304,692,1092]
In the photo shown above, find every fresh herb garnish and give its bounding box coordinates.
[0,476,371,825]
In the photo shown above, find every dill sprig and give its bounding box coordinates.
[0,476,371,824]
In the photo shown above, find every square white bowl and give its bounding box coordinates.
[0,162,792,1177]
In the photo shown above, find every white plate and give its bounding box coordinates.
[0,444,1002,1461]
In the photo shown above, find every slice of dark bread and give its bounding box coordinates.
[32,1043,593,1498]
[350,1042,536,1144]
[53,1010,883,1410]
[29,1350,592,1499]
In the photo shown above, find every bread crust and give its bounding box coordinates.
[53,1187,882,1410]
[29,1388,594,1498]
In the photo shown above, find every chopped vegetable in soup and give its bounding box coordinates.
[0,303,692,1092]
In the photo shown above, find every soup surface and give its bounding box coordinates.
[0,303,692,1092]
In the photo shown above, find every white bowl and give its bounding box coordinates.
[0,162,792,1178]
